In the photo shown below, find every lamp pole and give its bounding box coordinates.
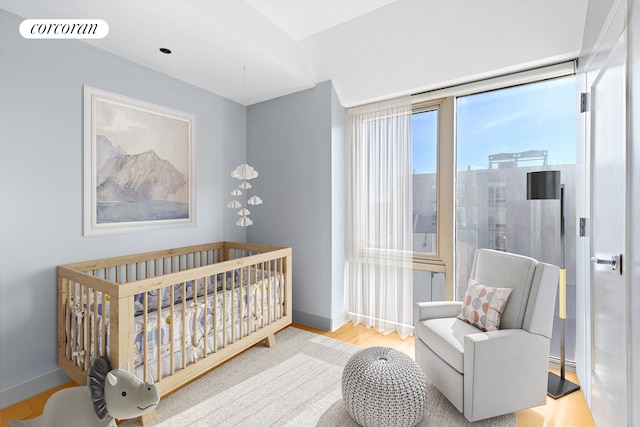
[559,184,567,382]
[526,171,579,399]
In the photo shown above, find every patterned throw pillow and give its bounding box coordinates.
[457,279,513,332]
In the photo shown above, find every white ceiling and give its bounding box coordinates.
[0,0,588,107]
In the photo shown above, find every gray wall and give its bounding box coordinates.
[0,9,247,407]
[247,81,346,331]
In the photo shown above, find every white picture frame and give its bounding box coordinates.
[83,86,195,235]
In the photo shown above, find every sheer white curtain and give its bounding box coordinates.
[345,96,414,338]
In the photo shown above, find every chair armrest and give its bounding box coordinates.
[414,301,462,324]
[463,329,550,421]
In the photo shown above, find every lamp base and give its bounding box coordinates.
[547,372,580,399]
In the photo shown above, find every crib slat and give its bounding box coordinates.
[222,272,227,347]
[270,260,275,321]
[101,293,107,357]
[76,284,83,360]
[92,289,99,365]
[155,289,162,380]
[70,281,78,365]
[84,287,91,369]
[278,259,282,321]
[238,266,242,338]
[213,274,218,353]
[279,258,284,319]
[285,252,292,318]
[232,269,237,343]
[259,262,264,327]
[254,262,259,329]
[274,258,279,319]
[143,292,149,382]
[69,281,75,358]
[265,261,271,325]
[192,279,199,353]
[262,262,267,327]
[168,286,174,376]
[76,282,82,366]
[276,259,281,320]
[181,282,187,370]
[203,275,209,357]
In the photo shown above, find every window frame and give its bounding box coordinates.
[411,98,452,281]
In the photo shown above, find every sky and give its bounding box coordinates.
[412,75,577,174]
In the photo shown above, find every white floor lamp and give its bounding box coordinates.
[526,170,580,399]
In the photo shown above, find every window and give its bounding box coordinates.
[455,75,577,361]
[409,63,577,360]
[488,183,507,204]
[411,98,452,304]
[348,65,577,344]
[412,106,438,255]
[411,103,448,304]
[455,76,576,291]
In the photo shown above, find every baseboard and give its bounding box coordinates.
[548,356,576,374]
[292,310,332,331]
[0,368,71,410]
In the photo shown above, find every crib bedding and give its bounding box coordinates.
[71,268,283,379]
[130,277,282,378]
[132,270,240,316]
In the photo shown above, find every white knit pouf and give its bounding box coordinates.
[342,346,427,427]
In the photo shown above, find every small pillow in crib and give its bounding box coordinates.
[457,279,513,332]
[215,270,240,291]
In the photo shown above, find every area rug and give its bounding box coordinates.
[122,327,515,427]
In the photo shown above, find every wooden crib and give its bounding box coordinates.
[57,242,292,424]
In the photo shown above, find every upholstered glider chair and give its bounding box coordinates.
[414,249,559,422]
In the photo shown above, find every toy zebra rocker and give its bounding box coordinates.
[9,357,160,427]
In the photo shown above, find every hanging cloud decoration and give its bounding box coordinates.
[236,216,253,227]
[247,195,263,205]
[228,163,261,227]
[231,163,258,180]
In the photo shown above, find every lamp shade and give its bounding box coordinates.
[527,170,561,200]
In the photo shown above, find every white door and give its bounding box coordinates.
[589,30,628,427]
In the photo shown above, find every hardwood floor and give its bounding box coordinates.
[0,322,595,427]
[295,322,595,427]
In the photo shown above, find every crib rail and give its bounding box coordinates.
[57,242,292,395]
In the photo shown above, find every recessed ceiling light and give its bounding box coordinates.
[159,48,172,54]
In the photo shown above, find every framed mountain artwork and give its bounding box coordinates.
[83,86,195,235]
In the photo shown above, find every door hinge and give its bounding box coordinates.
[580,93,587,113]
[579,217,586,237]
